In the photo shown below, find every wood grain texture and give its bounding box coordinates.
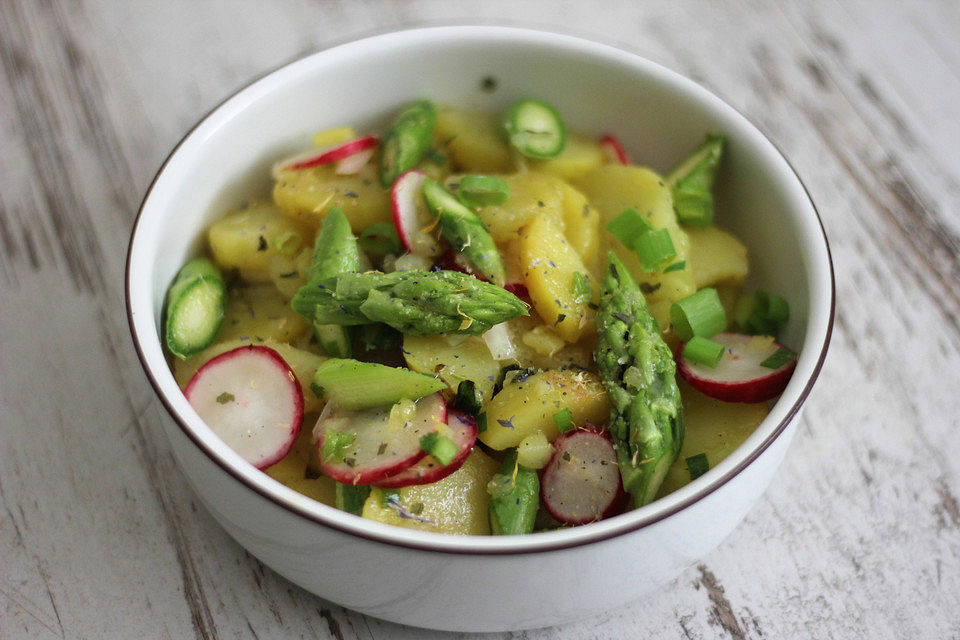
[1,1,958,638]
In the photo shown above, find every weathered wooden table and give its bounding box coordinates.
[2,1,959,638]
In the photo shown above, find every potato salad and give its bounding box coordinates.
[164,98,798,535]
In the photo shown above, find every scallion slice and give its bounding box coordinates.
[683,336,725,367]
[503,99,566,159]
[663,260,686,273]
[686,453,710,481]
[552,408,575,433]
[457,175,510,207]
[419,432,459,466]
[452,380,483,416]
[670,287,727,341]
[735,290,790,335]
[760,346,796,370]
[606,208,652,247]
[632,227,677,272]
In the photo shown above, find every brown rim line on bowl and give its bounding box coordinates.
[126,25,834,630]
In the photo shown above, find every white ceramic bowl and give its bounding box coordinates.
[127,26,834,632]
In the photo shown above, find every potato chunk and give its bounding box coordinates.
[530,133,605,180]
[402,334,500,402]
[519,213,595,343]
[272,162,390,232]
[435,106,513,173]
[207,202,312,281]
[687,225,748,288]
[557,181,601,277]
[658,381,770,497]
[472,171,567,243]
[218,284,311,345]
[574,165,696,308]
[480,369,610,450]
[361,449,499,535]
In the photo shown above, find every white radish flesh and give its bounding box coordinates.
[184,345,303,470]
[276,135,379,174]
[540,427,628,525]
[334,147,376,174]
[677,333,797,403]
[374,410,478,488]
[599,134,629,165]
[315,392,447,485]
[391,170,443,258]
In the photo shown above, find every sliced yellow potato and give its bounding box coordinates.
[361,449,499,535]
[219,284,311,345]
[519,213,595,343]
[574,165,696,307]
[557,181,601,277]
[687,225,748,288]
[272,162,390,232]
[267,248,312,300]
[435,106,513,173]
[530,134,605,180]
[480,369,609,449]
[207,201,313,281]
[402,334,500,402]
[658,380,770,496]
[473,171,567,243]
[502,317,595,371]
[172,338,326,413]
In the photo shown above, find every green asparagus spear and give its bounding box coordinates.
[488,449,540,535]
[293,269,527,336]
[665,134,725,228]
[595,252,684,506]
[421,177,506,286]
[312,358,445,409]
[380,100,437,187]
[292,207,359,357]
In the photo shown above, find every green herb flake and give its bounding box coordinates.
[562,451,572,462]
[686,453,710,481]
[215,392,235,404]
[410,502,425,515]
[760,347,796,370]
[476,412,488,433]
[257,235,268,251]
[377,442,388,455]
[552,408,575,433]
[321,428,356,463]
[554,313,566,326]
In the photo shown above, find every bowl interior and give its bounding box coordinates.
[129,26,832,552]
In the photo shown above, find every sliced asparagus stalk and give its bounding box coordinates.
[379,99,437,187]
[488,448,540,535]
[311,358,445,410]
[164,257,226,359]
[421,177,506,286]
[293,269,528,336]
[595,252,684,506]
[665,134,725,228]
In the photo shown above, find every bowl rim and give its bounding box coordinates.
[126,24,835,556]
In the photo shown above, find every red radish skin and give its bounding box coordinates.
[440,250,530,299]
[599,134,630,165]
[677,333,797,403]
[315,392,447,485]
[282,136,380,171]
[185,345,303,470]
[374,410,478,488]
[540,426,628,525]
[503,282,530,300]
[334,147,376,175]
[391,170,443,257]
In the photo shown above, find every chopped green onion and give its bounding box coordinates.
[606,208,652,248]
[570,272,592,304]
[476,412,488,433]
[321,428,356,463]
[419,432,459,465]
[672,186,713,228]
[632,227,677,272]
[335,483,370,515]
[760,346,796,369]
[670,288,727,341]
[380,489,400,508]
[682,336,725,368]
[457,175,510,207]
[686,453,710,481]
[503,99,566,159]
[274,231,303,257]
[735,290,790,336]
[452,380,483,416]
[552,408,575,433]
[663,260,686,273]
[758,291,790,324]
[358,222,402,257]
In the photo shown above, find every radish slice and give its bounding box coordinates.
[482,322,518,361]
[540,426,628,525]
[278,135,379,172]
[374,410,478,488]
[391,170,443,258]
[503,282,530,300]
[334,147,376,175]
[438,249,483,279]
[599,134,629,165]
[315,392,447,485]
[676,333,797,403]
[184,345,303,470]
